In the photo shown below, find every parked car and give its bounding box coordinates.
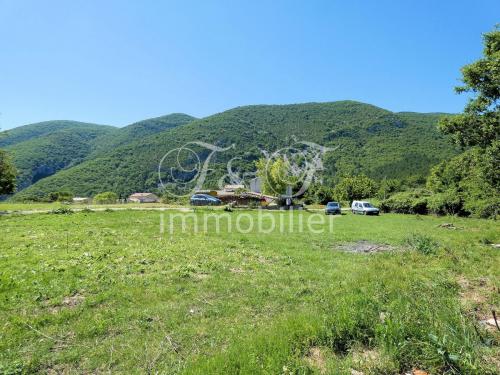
[190,194,222,206]
[351,201,379,215]
[325,201,341,215]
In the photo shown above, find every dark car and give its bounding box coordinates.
[190,193,222,206]
[325,201,341,215]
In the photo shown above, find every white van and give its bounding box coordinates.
[351,201,380,215]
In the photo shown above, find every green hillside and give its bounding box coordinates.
[2,122,116,190]
[0,120,113,148]
[12,101,458,200]
[89,113,195,157]
[1,114,195,192]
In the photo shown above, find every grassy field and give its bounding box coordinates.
[0,208,499,374]
[0,202,184,212]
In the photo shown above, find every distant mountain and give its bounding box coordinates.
[90,113,196,157]
[0,120,114,148]
[11,101,458,201]
[1,114,195,192]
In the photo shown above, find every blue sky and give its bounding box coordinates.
[0,0,498,129]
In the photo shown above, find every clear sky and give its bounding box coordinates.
[0,0,498,129]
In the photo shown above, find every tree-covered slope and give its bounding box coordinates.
[90,113,195,157]
[4,125,116,190]
[2,114,195,192]
[13,101,458,200]
[0,120,114,148]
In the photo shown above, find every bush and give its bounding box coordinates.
[427,144,499,219]
[46,191,74,202]
[380,189,430,214]
[93,192,118,204]
[405,233,439,255]
[303,183,335,205]
[50,207,74,215]
[333,175,378,204]
[427,190,463,216]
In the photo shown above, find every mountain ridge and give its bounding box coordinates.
[8,101,458,201]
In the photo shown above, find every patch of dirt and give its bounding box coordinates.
[229,267,244,273]
[458,276,500,336]
[304,346,327,374]
[62,293,85,308]
[457,276,497,319]
[437,223,462,230]
[351,348,381,363]
[193,273,209,280]
[336,241,394,254]
[48,293,85,313]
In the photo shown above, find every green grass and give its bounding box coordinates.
[0,209,498,374]
[0,202,185,212]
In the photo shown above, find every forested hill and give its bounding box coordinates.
[11,101,458,201]
[89,113,196,157]
[1,114,195,191]
[0,120,115,148]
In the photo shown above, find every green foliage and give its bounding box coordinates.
[404,233,439,255]
[333,175,378,203]
[427,189,463,216]
[93,191,118,204]
[46,191,74,203]
[1,114,194,193]
[377,178,402,200]
[256,157,297,196]
[303,183,335,204]
[380,189,431,215]
[0,149,16,195]
[49,207,74,215]
[12,101,456,201]
[429,26,500,219]
[2,122,116,190]
[438,26,500,149]
[427,144,499,218]
[0,120,114,148]
[89,113,195,157]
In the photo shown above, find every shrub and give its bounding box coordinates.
[377,178,402,200]
[50,207,74,215]
[93,192,118,204]
[303,183,335,205]
[405,233,439,255]
[333,175,378,204]
[427,190,463,216]
[380,189,430,214]
[46,191,74,202]
[427,144,499,219]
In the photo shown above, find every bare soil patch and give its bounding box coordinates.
[304,346,327,374]
[335,241,395,254]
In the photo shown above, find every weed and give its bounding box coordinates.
[49,207,74,215]
[405,233,439,255]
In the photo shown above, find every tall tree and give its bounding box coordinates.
[0,149,16,194]
[428,26,499,218]
[438,26,499,148]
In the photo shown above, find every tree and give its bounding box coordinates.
[333,175,378,203]
[428,26,499,218]
[377,178,402,200]
[438,26,499,148]
[93,191,118,204]
[255,157,297,196]
[46,190,74,202]
[0,149,16,195]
